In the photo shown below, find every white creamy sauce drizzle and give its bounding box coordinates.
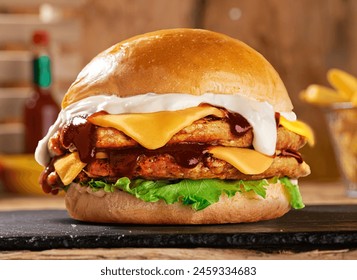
[35,93,296,166]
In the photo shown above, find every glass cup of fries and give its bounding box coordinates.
[324,103,357,197]
[301,69,357,197]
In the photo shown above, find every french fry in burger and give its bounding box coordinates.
[35,29,314,224]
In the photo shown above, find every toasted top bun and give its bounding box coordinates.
[62,28,292,112]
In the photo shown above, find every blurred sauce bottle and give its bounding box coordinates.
[23,30,60,153]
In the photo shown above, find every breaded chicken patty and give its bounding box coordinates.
[44,113,310,185]
[49,116,307,156]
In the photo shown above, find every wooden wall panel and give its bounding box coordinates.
[80,0,199,64]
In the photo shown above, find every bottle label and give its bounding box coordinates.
[33,55,52,88]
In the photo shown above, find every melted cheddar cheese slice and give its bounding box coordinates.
[279,116,315,146]
[54,152,86,185]
[89,105,224,149]
[209,147,274,174]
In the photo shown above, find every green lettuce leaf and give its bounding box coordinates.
[86,177,304,211]
[279,177,305,209]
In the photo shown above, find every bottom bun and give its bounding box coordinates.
[65,182,291,224]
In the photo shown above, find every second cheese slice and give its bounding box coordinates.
[54,152,86,185]
[209,147,274,174]
[89,105,224,149]
[279,116,315,146]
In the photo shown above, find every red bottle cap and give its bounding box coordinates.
[32,30,49,46]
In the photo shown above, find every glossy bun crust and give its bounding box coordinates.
[65,182,291,224]
[62,28,292,112]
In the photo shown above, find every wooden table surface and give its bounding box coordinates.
[1,181,356,260]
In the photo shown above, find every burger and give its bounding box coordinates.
[35,28,313,224]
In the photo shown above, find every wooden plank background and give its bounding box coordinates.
[1,0,357,181]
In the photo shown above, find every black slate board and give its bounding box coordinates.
[1,205,357,252]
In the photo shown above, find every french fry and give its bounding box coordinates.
[327,68,357,99]
[300,84,349,105]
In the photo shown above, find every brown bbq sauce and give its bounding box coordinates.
[280,149,303,164]
[225,111,252,137]
[41,113,101,193]
[39,158,61,194]
[108,143,209,178]
[61,114,100,163]
[199,103,252,138]
[275,112,281,127]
